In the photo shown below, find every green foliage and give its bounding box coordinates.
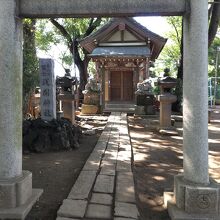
[35,20,62,51]
[153,17,182,77]
[35,18,107,72]
[23,19,39,114]
[153,85,160,95]
[208,37,220,77]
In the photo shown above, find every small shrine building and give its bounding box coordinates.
[80,17,167,111]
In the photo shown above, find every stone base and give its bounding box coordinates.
[168,202,219,220]
[134,105,145,115]
[0,189,43,220]
[145,105,155,115]
[166,174,220,220]
[63,100,75,124]
[57,111,64,119]
[0,170,43,219]
[81,104,98,115]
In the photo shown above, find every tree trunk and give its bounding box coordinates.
[71,39,90,92]
[208,0,220,47]
[50,18,103,95]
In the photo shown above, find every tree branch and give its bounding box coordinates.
[83,18,102,38]
[170,19,181,48]
[50,19,72,44]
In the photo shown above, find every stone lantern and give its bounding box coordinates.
[157,76,177,131]
[56,71,78,124]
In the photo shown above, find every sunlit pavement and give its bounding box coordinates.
[56,112,140,220]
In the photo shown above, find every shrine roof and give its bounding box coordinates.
[89,46,150,58]
[80,17,167,61]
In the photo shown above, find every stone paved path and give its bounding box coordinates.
[56,112,140,220]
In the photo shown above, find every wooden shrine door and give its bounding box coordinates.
[110,71,133,101]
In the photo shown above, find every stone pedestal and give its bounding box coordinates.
[81,104,99,115]
[58,94,75,124]
[134,105,145,115]
[158,93,177,129]
[63,101,75,123]
[57,111,64,119]
[81,92,100,115]
[167,175,220,220]
[135,94,155,115]
[0,171,43,219]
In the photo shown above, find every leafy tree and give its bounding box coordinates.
[154,17,182,77]
[154,1,220,112]
[36,18,106,92]
[23,19,39,115]
[155,1,220,77]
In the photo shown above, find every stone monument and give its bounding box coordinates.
[56,70,77,124]
[81,79,100,115]
[40,59,56,121]
[157,76,177,132]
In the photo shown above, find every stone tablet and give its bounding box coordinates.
[40,59,56,121]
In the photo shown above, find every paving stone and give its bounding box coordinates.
[94,147,106,156]
[119,143,131,151]
[114,218,136,220]
[57,199,87,218]
[100,165,116,176]
[116,160,131,172]
[114,202,139,219]
[119,130,129,135]
[68,171,96,200]
[120,136,130,142]
[102,157,117,165]
[108,139,119,145]
[56,217,80,220]
[104,125,112,131]
[116,172,136,203]
[82,157,101,171]
[89,151,103,160]
[117,151,131,161]
[94,175,115,193]
[94,141,108,152]
[107,143,119,151]
[99,133,110,142]
[90,193,113,205]
[86,204,112,219]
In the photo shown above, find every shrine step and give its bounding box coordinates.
[104,103,135,113]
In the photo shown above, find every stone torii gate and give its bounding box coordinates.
[0,0,219,219]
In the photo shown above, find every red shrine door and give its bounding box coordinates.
[110,71,133,101]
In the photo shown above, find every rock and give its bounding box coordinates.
[23,120,32,135]
[51,131,71,151]
[83,130,96,135]
[22,118,82,153]
[23,129,38,150]
[33,130,51,153]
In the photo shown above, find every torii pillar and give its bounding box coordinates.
[167,1,220,219]
[0,1,42,219]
